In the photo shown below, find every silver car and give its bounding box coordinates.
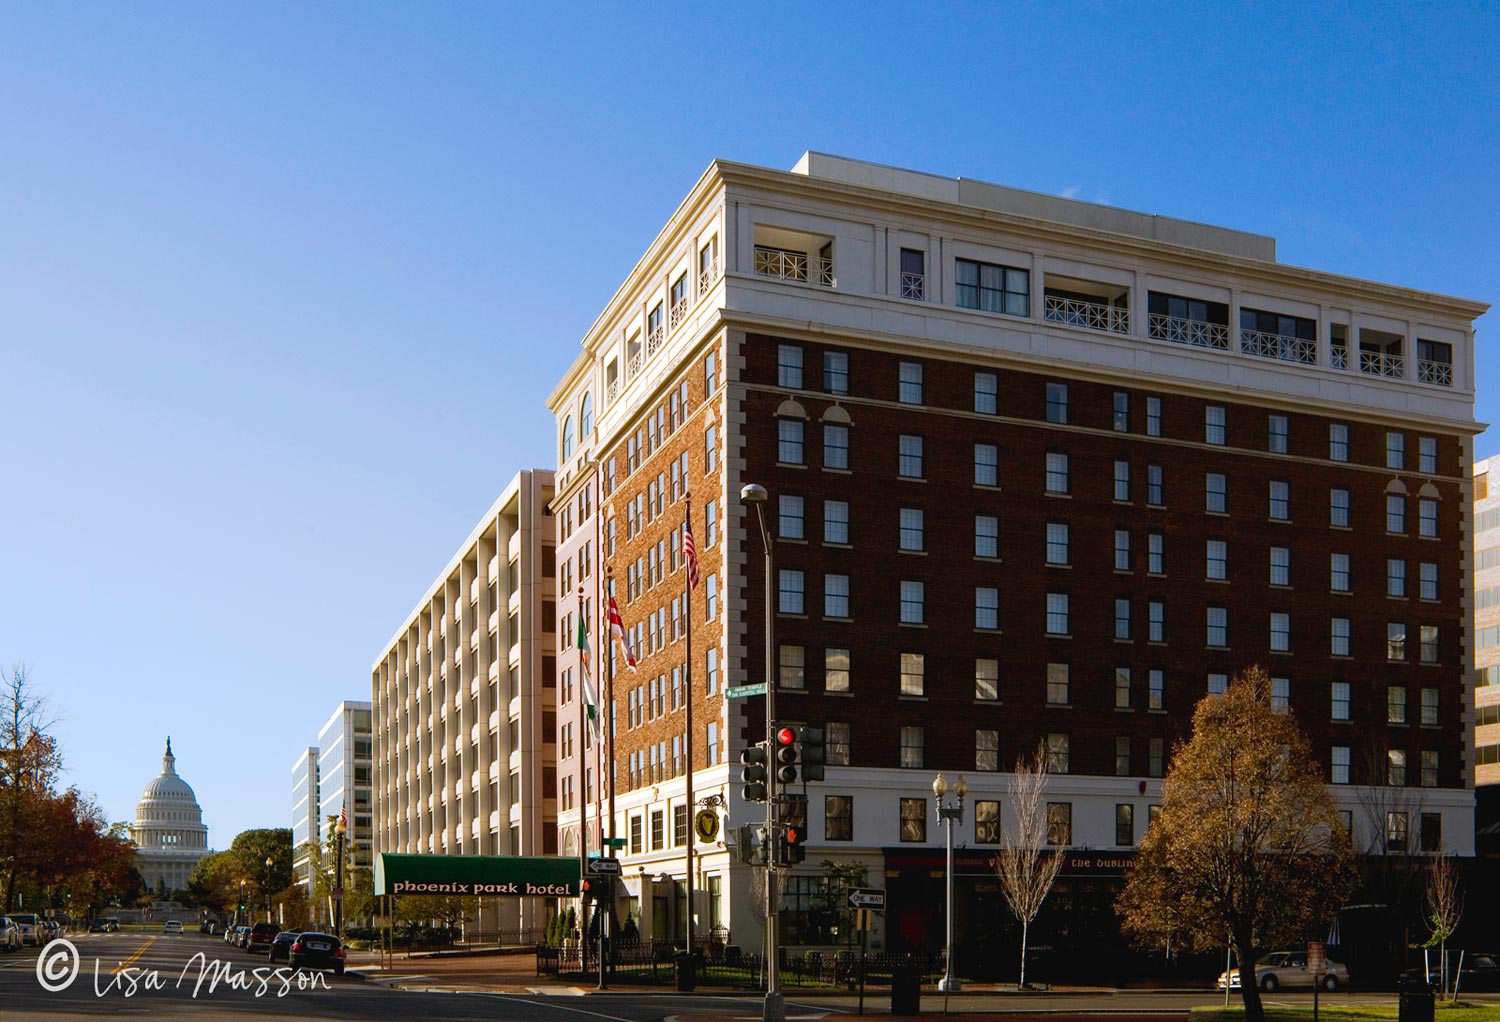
[1219,950,1350,991]
[0,917,22,952]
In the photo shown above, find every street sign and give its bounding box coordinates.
[586,857,622,875]
[847,887,885,909]
[602,837,628,849]
[727,683,768,699]
[1308,941,1326,975]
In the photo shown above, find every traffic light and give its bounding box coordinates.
[740,742,769,802]
[774,725,799,784]
[800,727,825,782]
[784,823,807,865]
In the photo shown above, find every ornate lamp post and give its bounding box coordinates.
[933,772,967,993]
[265,857,274,923]
[334,814,347,939]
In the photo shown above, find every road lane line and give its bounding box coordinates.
[112,937,157,974]
[486,994,647,1022]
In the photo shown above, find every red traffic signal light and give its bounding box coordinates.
[777,726,797,746]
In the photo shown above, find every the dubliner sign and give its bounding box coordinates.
[374,853,579,897]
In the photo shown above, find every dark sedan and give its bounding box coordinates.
[267,931,297,964]
[1401,953,1500,993]
[288,932,345,975]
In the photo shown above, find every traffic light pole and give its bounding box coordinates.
[758,502,782,1022]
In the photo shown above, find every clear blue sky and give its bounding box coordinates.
[2,4,1495,844]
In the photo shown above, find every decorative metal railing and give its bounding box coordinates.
[1044,295,1130,334]
[669,296,689,331]
[1418,359,1453,386]
[755,246,834,287]
[1331,346,1349,370]
[628,351,642,377]
[1360,350,1405,379]
[698,259,718,298]
[606,379,619,404]
[901,271,925,301]
[1240,328,1316,365]
[646,325,664,359]
[1148,313,1229,349]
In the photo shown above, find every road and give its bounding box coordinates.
[2,931,1495,1021]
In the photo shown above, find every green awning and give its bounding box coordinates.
[374,853,580,897]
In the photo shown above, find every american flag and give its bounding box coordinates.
[683,516,700,589]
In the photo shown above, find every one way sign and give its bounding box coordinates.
[847,887,885,909]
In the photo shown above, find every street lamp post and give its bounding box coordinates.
[933,772,967,993]
[265,857,274,924]
[739,482,782,1022]
[334,815,347,939]
[237,879,246,927]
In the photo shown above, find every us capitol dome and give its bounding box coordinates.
[131,738,210,894]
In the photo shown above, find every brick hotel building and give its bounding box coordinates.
[546,153,1486,963]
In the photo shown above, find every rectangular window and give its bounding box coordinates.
[1269,480,1290,520]
[898,361,923,404]
[1420,562,1438,600]
[1046,734,1071,775]
[975,800,1000,844]
[1419,499,1438,538]
[1420,625,1438,664]
[1331,681,1351,720]
[975,444,999,486]
[1046,452,1070,494]
[1149,670,1164,710]
[1419,436,1438,474]
[779,644,806,689]
[1331,553,1350,592]
[956,258,1030,317]
[1206,539,1227,580]
[1388,685,1408,724]
[825,795,852,841]
[974,372,998,414]
[900,580,925,624]
[1114,529,1131,571]
[900,247,926,301]
[1047,800,1072,844]
[1149,602,1164,643]
[779,495,805,540]
[1113,391,1130,432]
[1045,382,1069,424]
[1149,737,1164,776]
[1270,546,1290,586]
[827,721,850,764]
[1148,533,1164,574]
[1146,396,1162,437]
[1421,687,1439,726]
[823,425,849,470]
[777,419,804,464]
[1268,414,1288,453]
[825,648,850,693]
[1331,617,1351,657]
[1388,749,1407,786]
[1387,559,1407,597]
[976,587,1000,630]
[899,727,924,769]
[824,500,849,544]
[1329,423,1349,462]
[1147,464,1164,505]
[1205,405,1226,445]
[1386,431,1405,470]
[975,658,999,701]
[1388,622,1407,661]
[1270,612,1290,652]
[898,507,924,551]
[1332,746,1351,784]
[900,652,925,697]
[1115,668,1132,709]
[899,797,926,841]
[1271,676,1290,712]
[1207,606,1228,647]
[1208,673,1228,696]
[1113,460,1131,501]
[1331,488,1351,527]
[1421,753,1439,790]
[778,344,803,389]
[823,351,849,394]
[1046,593,1069,635]
[1046,662,1070,705]
[975,515,999,558]
[1420,810,1441,849]
[778,570,804,614]
[1115,803,1135,846]
[1387,811,1409,852]
[1115,736,1131,776]
[976,729,999,772]
[898,435,924,478]
[1206,473,1227,513]
[1387,494,1406,533]
[824,574,850,618]
[1114,599,1131,640]
[707,648,719,694]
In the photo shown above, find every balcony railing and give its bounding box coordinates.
[755,246,834,286]
[1044,294,1130,335]
[901,271,925,301]
[1418,359,1453,386]
[669,295,689,331]
[1360,350,1405,379]
[606,378,619,404]
[698,258,719,298]
[1331,346,1349,371]
[1240,329,1316,366]
[1149,313,1229,350]
[628,350,642,377]
[646,324,665,359]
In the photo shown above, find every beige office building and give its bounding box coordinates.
[370,469,559,939]
[1475,456,1500,784]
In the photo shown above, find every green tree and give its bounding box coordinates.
[1118,667,1354,1022]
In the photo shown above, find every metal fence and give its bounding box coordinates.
[537,939,942,989]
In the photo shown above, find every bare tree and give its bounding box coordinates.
[992,740,1065,989]
[1423,852,1463,1001]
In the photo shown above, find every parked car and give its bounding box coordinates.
[163,920,183,934]
[288,932,345,975]
[247,922,279,953]
[1219,950,1350,991]
[267,931,298,964]
[1400,953,1500,993]
[0,917,23,952]
[8,913,40,947]
[101,917,120,933]
[233,925,251,948]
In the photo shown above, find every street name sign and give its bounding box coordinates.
[848,888,885,909]
[727,683,767,699]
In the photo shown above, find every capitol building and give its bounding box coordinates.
[131,738,210,894]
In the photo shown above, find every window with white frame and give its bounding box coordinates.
[974,372,997,414]
[777,419,803,464]
[976,729,1000,772]
[778,570,804,614]
[1046,522,1069,565]
[1045,382,1068,424]
[899,727,924,768]
[1419,436,1437,474]
[825,648,850,692]
[1206,540,1227,580]
[975,444,999,486]
[1046,593,1069,635]
[1386,431,1405,470]
[1386,494,1406,533]
[900,580,925,624]
[1331,617,1351,657]
[975,515,999,558]
[1420,562,1438,600]
[1421,687,1439,726]
[1148,533,1164,574]
[1388,622,1407,661]
[1206,473,1227,513]
[1114,529,1131,571]
[975,658,999,701]
[1147,464,1164,505]
[1419,498,1438,537]
[1387,559,1407,598]
[898,434,923,478]
[1420,625,1439,664]
[1331,488,1351,527]
[1270,612,1290,652]
[1331,746,1351,784]
[1207,607,1228,647]
[1115,668,1132,708]
[899,507,924,552]
[1149,602,1164,642]
[900,652,925,696]
[1148,670,1164,710]
[1269,480,1290,520]
[778,344,804,389]
[1331,681,1350,720]
[823,424,849,470]
[1205,405,1226,445]
[1046,662,1069,705]
[976,588,999,630]
[779,495,805,540]
[824,574,850,618]
[779,644,806,689]
[824,500,849,544]
[1269,415,1288,453]
[1046,452,1070,494]
[1329,423,1349,462]
[898,361,923,404]
[1146,396,1162,437]
[1114,460,1131,501]
[1114,599,1131,640]
[1331,553,1350,592]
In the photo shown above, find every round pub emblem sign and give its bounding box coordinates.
[694,809,719,843]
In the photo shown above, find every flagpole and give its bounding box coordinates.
[604,568,617,848]
[575,585,590,976]
[683,494,696,961]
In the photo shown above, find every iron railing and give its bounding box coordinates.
[537,939,942,988]
[755,246,834,287]
[1240,328,1316,365]
[1044,294,1130,334]
[698,259,718,298]
[901,272,925,301]
[1148,313,1229,350]
[1418,359,1453,386]
[1361,350,1405,379]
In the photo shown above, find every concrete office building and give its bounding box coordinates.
[291,746,319,893]
[318,702,374,871]
[370,469,558,940]
[547,152,1487,966]
[1475,456,1500,784]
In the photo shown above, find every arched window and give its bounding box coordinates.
[580,393,593,439]
[561,416,575,462]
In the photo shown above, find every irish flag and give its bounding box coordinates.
[577,613,601,740]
